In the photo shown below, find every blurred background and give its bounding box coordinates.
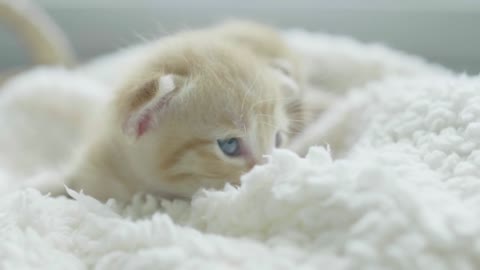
[1,0,480,74]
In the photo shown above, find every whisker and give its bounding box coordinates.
[256,120,277,130]
[286,119,306,123]
[132,31,153,43]
[241,71,260,116]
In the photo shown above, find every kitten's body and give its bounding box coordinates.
[46,33,294,201]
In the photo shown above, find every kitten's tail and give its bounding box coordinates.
[0,0,75,71]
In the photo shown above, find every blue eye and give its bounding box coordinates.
[217,138,241,156]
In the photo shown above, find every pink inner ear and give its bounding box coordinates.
[136,113,152,138]
[123,74,181,139]
[123,87,178,139]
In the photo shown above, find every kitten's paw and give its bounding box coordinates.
[21,170,68,197]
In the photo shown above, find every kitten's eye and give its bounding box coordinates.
[275,132,283,148]
[217,138,241,157]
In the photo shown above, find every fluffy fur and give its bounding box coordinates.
[210,20,302,82]
[77,20,307,136]
[3,31,480,269]
[283,30,451,156]
[0,68,110,181]
[7,21,306,202]
[210,20,306,135]
[42,32,294,201]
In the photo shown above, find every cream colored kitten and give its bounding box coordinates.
[42,33,294,201]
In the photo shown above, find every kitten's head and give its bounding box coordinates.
[112,39,298,198]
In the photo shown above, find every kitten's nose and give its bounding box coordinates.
[244,139,273,169]
[246,158,257,169]
[256,156,268,165]
[245,155,268,169]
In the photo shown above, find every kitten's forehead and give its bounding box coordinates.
[160,43,285,134]
[200,68,281,129]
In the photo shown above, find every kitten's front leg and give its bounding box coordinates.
[288,93,368,158]
[301,87,340,125]
[21,169,69,197]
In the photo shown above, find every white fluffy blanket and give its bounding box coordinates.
[1,30,479,270]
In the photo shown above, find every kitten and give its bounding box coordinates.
[41,33,296,201]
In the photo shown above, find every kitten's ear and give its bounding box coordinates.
[122,74,185,139]
[269,58,299,98]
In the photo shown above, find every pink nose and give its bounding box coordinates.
[246,158,257,169]
[241,142,270,169]
[245,156,268,169]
